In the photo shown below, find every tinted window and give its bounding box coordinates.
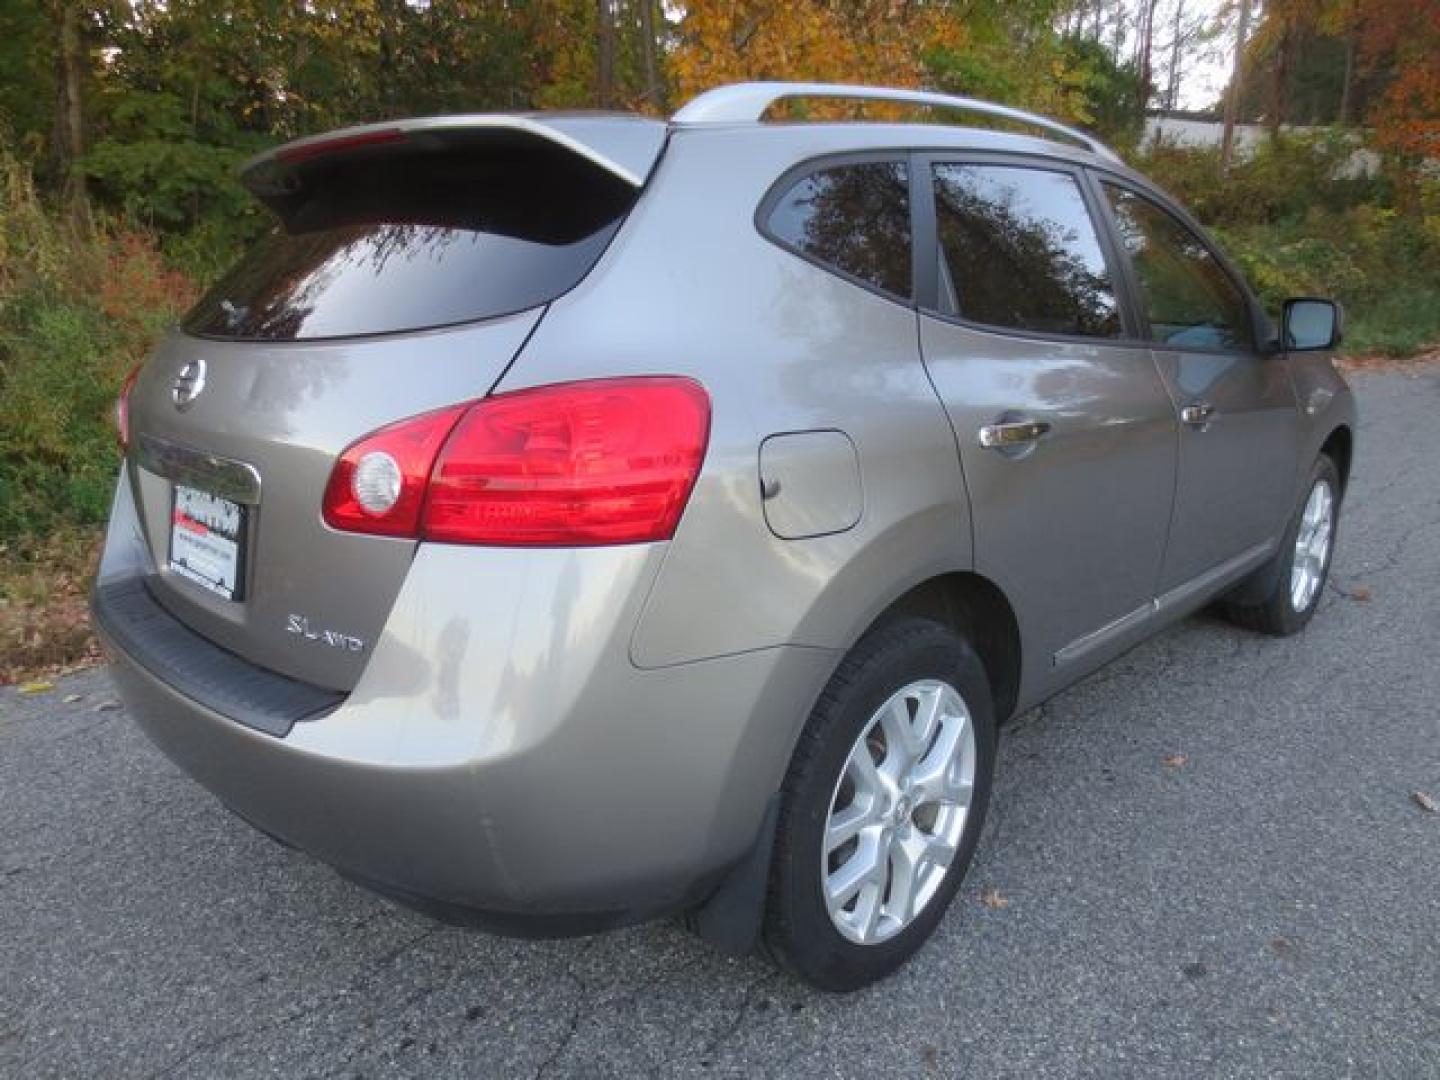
[185,137,634,340]
[1103,185,1255,351]
[932,164,1121,337]
[767,162,911,298]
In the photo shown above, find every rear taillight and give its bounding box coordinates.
[322,377,710,547]
[116,364,142,452]
[322,403,469,538]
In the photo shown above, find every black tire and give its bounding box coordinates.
[763,618,996,991]
[1223,454,1342,636]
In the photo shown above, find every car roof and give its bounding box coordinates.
[676,118,1124,171]
[244,83,1142,194]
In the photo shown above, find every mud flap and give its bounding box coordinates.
[685,793,781,955]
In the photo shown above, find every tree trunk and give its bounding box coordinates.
[595,0,616,108]
[1136,0,1161,112]
[1338,31,1354,125]
[1220,0,1251,174]
[1165,0,1186,113]
[1268,24,1295,139]
[639,0,663,110]
[52,0,88,223]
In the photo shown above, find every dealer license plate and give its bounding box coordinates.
[168,484,246,601]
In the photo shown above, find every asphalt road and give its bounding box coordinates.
[3,362,1438,1079]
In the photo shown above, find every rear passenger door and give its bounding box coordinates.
[914,156,1179,691]
[1095,179,1302,594]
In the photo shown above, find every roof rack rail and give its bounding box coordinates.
[672,82,1122,163]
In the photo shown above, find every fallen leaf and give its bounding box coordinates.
[1349,586,1372,602]
[1268,935,1298,960]
[980,887,1010,910]
[93,700,121,713]
[63,693,83,704]
[1413,791,1438,814]
[16,680,54,694]
[1162,753,1189,768]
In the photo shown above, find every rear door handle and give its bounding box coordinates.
[1181,402,1216,427]
[978,419,1051,450]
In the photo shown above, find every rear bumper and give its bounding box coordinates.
[93,474,837,929]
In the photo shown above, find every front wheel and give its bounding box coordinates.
[1224,455,1341,636]
[763,619,996,991]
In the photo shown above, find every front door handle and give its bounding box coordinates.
[1181,402,1216,427]
[978,418,1052,450]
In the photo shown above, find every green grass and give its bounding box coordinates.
[1344,283,1440,356]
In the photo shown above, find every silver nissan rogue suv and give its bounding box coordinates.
[93,82,1356,990]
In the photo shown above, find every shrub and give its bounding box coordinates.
[1138,132,1389,229]
[1139,137,1440,357]
[0,151,196,542]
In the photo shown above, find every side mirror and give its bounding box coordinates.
[1282,298,1343,352]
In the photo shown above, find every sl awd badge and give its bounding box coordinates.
[287,614,365,653]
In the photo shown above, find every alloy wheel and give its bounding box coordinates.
[821,679,976,945]
[1290,478,1335,612]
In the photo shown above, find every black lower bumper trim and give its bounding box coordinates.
[91,576,345,737]
[339,870,643,938]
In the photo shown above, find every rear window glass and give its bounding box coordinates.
[184,134,635,340]
[932,163,1121,338]
[765,161,912,299]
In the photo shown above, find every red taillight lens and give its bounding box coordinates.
[425,377,710,546]
[324,380,711,550]
[322,403,469,537]
[320,377,711,546]
[116,364,142,452]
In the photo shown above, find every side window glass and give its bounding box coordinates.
[766,161,911,298]
[1103,185,1255,351]
[931,163,1121,338]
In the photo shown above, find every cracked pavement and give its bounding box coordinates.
[3,362,1438,1078]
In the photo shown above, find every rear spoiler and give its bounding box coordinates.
[240,113,667,193]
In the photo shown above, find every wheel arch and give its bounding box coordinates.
[1320,424,1353,493]
[860,572,1023,724]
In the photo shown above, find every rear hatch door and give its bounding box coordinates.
[123,117,662,691]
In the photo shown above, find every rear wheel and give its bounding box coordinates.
[1224,455,1341,636]
[764,619,996,991]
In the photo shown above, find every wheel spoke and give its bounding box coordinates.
[826,832,883,906]
[826,801,873,853]
[878,696,921,774]
[887,835,923,925]
[887,829,958,926]
[922,829,958,870]
[846,741,883,798]
[852,880,883,941]
[913,685,943,752]
[910,716,970,806]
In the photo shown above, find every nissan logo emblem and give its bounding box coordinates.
[172,357,206,410]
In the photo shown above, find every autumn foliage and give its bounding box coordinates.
[670,1,966,104]
[1356,0,1440,157]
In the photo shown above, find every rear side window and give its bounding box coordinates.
[765,161,912,299]
[184,133,636,340]
[932,163,1121,338]
[1102,185,1256,351]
